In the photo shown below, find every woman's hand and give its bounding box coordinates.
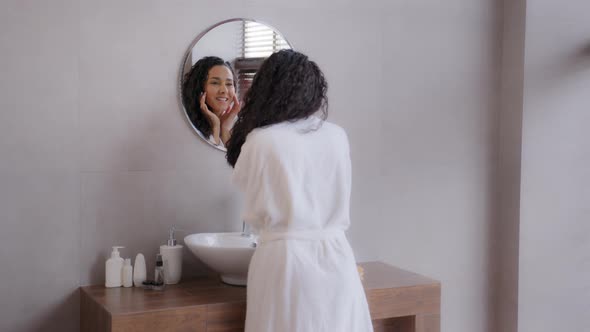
[200,92,221,145]
[220,94,241,146]
[221,94,240,131]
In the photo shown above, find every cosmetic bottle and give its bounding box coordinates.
[153,254,165,290]
[160,226,183,284]
[133,253,146,287]
[105,246,124,288]
[122,259,133,288]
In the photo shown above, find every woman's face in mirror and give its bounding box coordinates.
[180,19,292,150]
[204,65,235,116]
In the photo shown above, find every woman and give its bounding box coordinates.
[226,50,373,332]
[182,56,240,147]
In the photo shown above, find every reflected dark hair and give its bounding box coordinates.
[181,56,237,138]
[226,50,328,167]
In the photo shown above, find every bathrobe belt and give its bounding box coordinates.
[257,228,345,244]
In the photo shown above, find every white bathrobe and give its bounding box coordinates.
[232,116,373,332]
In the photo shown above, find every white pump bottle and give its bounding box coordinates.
[105,246,125,288]
[160,226,183,284]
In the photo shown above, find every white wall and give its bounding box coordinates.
[375,3,501,331]
[0,1,502,331]
[190,20,241,64]
[0,1,79,331]
[518,0,590,331]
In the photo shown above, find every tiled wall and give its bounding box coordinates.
[0,1,502,331]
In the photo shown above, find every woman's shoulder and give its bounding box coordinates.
[241,126,277,154]
[242,119,293,142]
[243,117,349,147]
[310,119,349,145]
[321,120,347,135]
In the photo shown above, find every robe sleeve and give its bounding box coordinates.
[232,131,262,191]
[231,130,270,230]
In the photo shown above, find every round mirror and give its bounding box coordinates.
[179,18,293,151]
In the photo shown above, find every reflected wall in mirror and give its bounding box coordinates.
[179,18,293,151]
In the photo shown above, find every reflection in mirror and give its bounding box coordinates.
[179,19,292,151]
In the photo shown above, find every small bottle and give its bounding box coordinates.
[133,253,146,287]
[122,259,133,288]
[105,246,124,288]
[154,254,165,290]
[160,226,183,284]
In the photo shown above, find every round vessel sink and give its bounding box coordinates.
[184,232,256,286]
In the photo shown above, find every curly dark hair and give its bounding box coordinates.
[181,56,237,138]
[226,50,328,167]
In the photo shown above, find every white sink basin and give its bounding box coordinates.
[184,232,257,286]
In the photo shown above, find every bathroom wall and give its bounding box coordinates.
[0,1,79,331]
[518,0,590,330]
[0,1,503,331]
[374,2,502,331]
[190,21,239,65]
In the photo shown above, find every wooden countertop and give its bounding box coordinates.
[80,261,441,332]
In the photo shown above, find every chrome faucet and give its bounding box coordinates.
[241,221,257,248]
[241,221,250,237]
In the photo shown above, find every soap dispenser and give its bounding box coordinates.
[159,226,183,284]
[105,246,124,288]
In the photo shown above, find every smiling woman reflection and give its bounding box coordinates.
[182,56,240,147]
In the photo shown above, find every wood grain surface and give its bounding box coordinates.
[80,261,441,332]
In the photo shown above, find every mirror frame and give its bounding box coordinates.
[177,18,294,151]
